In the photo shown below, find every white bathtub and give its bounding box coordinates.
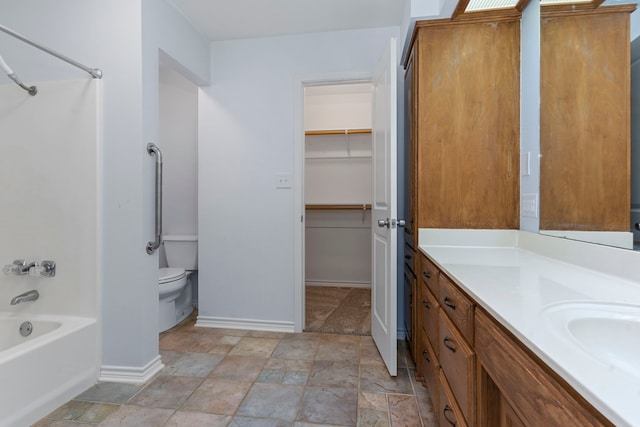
[0,314,99,427]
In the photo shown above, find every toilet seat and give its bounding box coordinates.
[159,267,186,284]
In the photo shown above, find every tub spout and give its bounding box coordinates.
[10,289,39,305]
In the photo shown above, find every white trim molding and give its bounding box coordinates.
[99,355,164,384]
[196,315,295,333]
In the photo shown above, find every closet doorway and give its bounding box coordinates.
[303,83,373,336]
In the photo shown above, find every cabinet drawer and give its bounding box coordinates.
[439,311,475,425]
[419,328,439,411]
[420,253,439,298]
[405,243,416,274]
[438,369,468,427]
[420,283,439,356]
[439,274,474,343]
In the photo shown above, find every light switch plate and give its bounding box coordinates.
[276,173,292,189]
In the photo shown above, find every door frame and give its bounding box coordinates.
[293,72,373,332]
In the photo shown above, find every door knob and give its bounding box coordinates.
[397,219,406,227]
[377,218,390,228]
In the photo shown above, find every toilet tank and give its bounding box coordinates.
[163,234,198,270]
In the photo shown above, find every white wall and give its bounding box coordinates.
[520,1,541,233]
[0,0,209,374]
[159,67,198,236]
[199,27,398,328]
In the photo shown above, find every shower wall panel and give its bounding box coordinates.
[0,79,100,318]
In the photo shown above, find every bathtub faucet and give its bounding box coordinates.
[3,260,35,275]
[10,290,39,305]
[3,260,56,277]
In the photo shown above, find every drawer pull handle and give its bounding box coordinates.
[405,255,412,260]
[422,271,431,279]
[443,297,456,309]
[443,405,456,426]
[443,337,457,353]
[422,350,431,363]
[422,300,430,309]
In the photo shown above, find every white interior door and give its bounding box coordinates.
[371,37,398,376]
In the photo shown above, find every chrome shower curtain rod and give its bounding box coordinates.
[0,23,103,79]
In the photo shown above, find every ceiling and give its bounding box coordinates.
[169,0,406,41]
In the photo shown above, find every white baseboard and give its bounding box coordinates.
[196,315,295,333]
[99,355,164,384]
[305,281,371,289]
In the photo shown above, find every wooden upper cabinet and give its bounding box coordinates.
[540,6,634,231]
[411,19,520,230]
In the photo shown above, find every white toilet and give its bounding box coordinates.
[158,234,197,333]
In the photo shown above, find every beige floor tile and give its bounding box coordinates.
[128,375,202,409]
[296,386,358,426]
[98,405,174,426]
[359,365,413,394]
[164,411,232,426]
[236,383,304,420]
[388,394,421,427]
[358,408,390,427]
[159,330,199,351]
[35,309,440,427]
[272,339,318,360]
[182,378,252,415]
[308,360,359,389]
[229,337,280,357]
[359,391,389,411]
[264,358,313,372]
[209,355,268,382]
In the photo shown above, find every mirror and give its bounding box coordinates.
[539,1,639,250]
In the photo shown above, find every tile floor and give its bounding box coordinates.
[34,315,436,426]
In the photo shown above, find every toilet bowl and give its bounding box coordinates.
[159,267,192,332]
[158,235,197,333]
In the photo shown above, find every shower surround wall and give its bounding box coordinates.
[0,79,100,425]
[0,79,100,317]
[1,0,210,384]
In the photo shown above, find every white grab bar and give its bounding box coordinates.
[146,143,163,255]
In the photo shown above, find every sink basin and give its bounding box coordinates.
[542,302,640,378]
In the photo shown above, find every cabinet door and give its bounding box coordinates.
[415,21,520,230]
[403,265,415,351]
[475,309,613,427]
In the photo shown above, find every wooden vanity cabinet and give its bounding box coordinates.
[417,252,476,426]
[407,18,520,232]
[416,251,614,427]
[403,15,520,361]
[475,308,614,426]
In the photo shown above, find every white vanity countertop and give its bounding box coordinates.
[418,229,640,427]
